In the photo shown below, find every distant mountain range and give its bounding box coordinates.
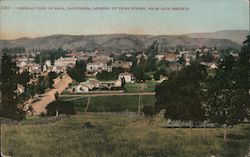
[185,30,249,44]
[0,30,248,52]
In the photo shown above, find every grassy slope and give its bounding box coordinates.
[2,114,250,157]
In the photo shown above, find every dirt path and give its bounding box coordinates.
[30,74,72,115]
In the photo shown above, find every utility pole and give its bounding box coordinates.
[85,96,91,112]
[137,85,143,114]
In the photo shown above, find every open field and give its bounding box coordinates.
[60,95,155,112]
[1,114,250,157]
[124,81,159,93]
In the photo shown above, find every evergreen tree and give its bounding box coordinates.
[1,53,25,120]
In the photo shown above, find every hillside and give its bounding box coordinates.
[0,33,242,52]
[185,30,249,44]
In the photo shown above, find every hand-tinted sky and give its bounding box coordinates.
[0,0,249,39]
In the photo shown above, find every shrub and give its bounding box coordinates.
[46,101,76,116]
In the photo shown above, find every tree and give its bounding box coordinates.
[155,63,207,128]
[1,53,25,120]
[132,66,147,82]
[46,101,76,116]
[153,70,161,81]
[201,53,214,63]
[206,37,250,141]
[178,54,186,65]
[18,70,31,94]
[87,56,93,63]
[27,83,37,98]
[96,71,117,81]
[112,67,125,75]
[142,106,156,126]
[237,35,250,92]
[107,60,112,66]
[48,71,57,88]
[121,77,126,89]
[54,92,59,101]
[67,60,86,82]
[144,55,157,72]
[147,40,159,56]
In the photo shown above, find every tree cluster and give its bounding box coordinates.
[154,36,250,138]
[67,60,86,82]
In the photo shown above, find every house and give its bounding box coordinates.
[75,83,90,93]
[164,53,177,62]
[118,72,134,83]
[16,84,25,95]
[86,62,112,73]
[112,61,132,70]
[136,53,148,63]
[45,60,51,67]
[210,63,218,69]
[74,79,100,93]
[54,57,77,67]
[100,79,122,89]
[114,80,122,87]
[16,61,27,68]
[155,54,165,61]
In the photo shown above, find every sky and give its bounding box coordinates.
[0,0,249,40]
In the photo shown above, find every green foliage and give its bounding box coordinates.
[26,83,37,98]
[132,66,147,82]
[145,55,157,72]
[18,70,31,87]
[142,106,155,118]
[34,48,68,65]
[178,55,186,65]
[107,60,112,66]
[48,71,57,88]
[67,60,86,82]
[155,63,207,122]
[2,47,25,54]
[46,101,76,116]
[112,67,125,75]
[54,92,59,101]
[87,56,93,63]
[201,53,214,63]
[96,71,117,81]
[121,77,126,89]
[153,71,161,81]
[1,53,25,120]
[147,40,159,56]
[206,36,250,127]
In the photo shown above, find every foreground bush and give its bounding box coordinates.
[46,101,76,116]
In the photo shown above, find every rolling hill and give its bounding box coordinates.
[0,31,245,52]
[185,30,249,44]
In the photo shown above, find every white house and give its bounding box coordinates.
[155,54,165,61]
[118,72,134,83]
[54,57,77,67]
[16,84,25,95]
[86,62,112,73]
[75,83,90,93]
[16,61,27,68]
[74,79,100,93]
[210,63,218,69]
[114,80,122,87]
[45,60,51,67]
